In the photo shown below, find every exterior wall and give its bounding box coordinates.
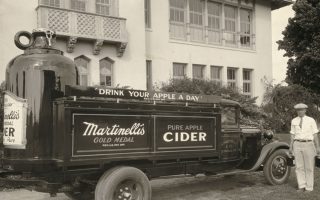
[146,0,273,104]
[0,0,274,104]
[0,0,147,90]
[0,0,38,82]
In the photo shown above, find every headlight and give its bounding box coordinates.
[263,130,274,140]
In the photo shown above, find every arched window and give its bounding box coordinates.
[75,56,90,86]
[100,58,113,86]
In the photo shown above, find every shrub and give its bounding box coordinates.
[262,83,320,133]
[160,78,269,129]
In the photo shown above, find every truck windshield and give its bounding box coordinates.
[221,106,237,126]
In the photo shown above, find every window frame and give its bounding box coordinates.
[168,0,254,49]
[210,65,222,84]
[243,69,253,97]
[192,64,205,80]
[41,0,61,7]
[221,105,239,127]
[74,56,90,87]
[240,8,253,48]
[173,62,187,79]
[169,0,187,40]
[99,58,114,87]
[96,0,112,16]
[70,0,87,11]
[227,67,238,89]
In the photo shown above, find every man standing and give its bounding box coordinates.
[289,103,320,192]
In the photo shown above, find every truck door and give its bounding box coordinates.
[220,105,241,160]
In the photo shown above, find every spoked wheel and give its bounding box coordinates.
[263,149,291,185]
[113,180,144,200]
[95,167,151,200]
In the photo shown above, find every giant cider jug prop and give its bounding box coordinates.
[4,29,76,169]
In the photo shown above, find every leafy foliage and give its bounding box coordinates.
[262,83,320,132]
[278,0,320,92]
[160,78,269,128]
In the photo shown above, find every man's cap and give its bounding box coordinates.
[294,103,308,109]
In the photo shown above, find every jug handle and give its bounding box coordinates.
[14,31,34,50]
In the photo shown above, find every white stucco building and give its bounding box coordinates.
[0,0,291,103]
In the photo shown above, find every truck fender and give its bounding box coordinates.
[250,141,289,171]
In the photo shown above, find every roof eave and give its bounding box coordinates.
[271,0,293,10]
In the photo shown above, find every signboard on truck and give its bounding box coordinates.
[155,116,216,151]
[3,92,28,149]
[72,114,151,156]
[72,113,217,157]
[65,86,221,104]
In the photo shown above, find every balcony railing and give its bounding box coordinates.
[36,5,128,56]
[170,22,255,50]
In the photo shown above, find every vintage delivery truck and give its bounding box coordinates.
[0,29,291,200]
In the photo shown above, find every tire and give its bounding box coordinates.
[95,166,151,200]
[263,149,291,185]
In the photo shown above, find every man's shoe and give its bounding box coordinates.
[297,188,305,192]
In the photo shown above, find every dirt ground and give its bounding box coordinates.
[1,168,320,200]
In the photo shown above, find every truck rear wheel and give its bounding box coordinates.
[263,149,291,185]
[95,167,151,200]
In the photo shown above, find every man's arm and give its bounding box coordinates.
[314,133,320,156]
[289,134,294,157]
[311,119,320,155]
[289,121,295,157]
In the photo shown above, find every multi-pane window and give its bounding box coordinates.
[71,0,86,11]
[211,66,222,84]
[170,0,186,23]
[100,58,113,86]
[173,63,187,79]
[189,0,204,26]
[145,0,151,28]
[96,0,112,16]
[227,68,237,89]
[243,69,252,97]
[75,56,90,87]
[189,0,205,42]
[207,1,222,44]
[240,9,252,48]
[193,64,205,79]
[169,0,254,48]
[169,0,187,40]
[146,60,152,90]
[224,5,237,45]
[42,0,60,7]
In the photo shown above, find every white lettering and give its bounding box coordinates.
[163,132,173,142]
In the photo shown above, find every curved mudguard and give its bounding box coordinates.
[250,141,290,171]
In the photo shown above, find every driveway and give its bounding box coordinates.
[1,168,320,200]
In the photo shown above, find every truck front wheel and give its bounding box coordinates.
[95,167,151,200]
[263,149,291,185]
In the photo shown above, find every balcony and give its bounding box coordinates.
[36,5,128,56]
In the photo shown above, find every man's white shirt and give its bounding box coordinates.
[290,116,318,140]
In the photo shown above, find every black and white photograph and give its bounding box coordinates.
[1,0,320,199]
